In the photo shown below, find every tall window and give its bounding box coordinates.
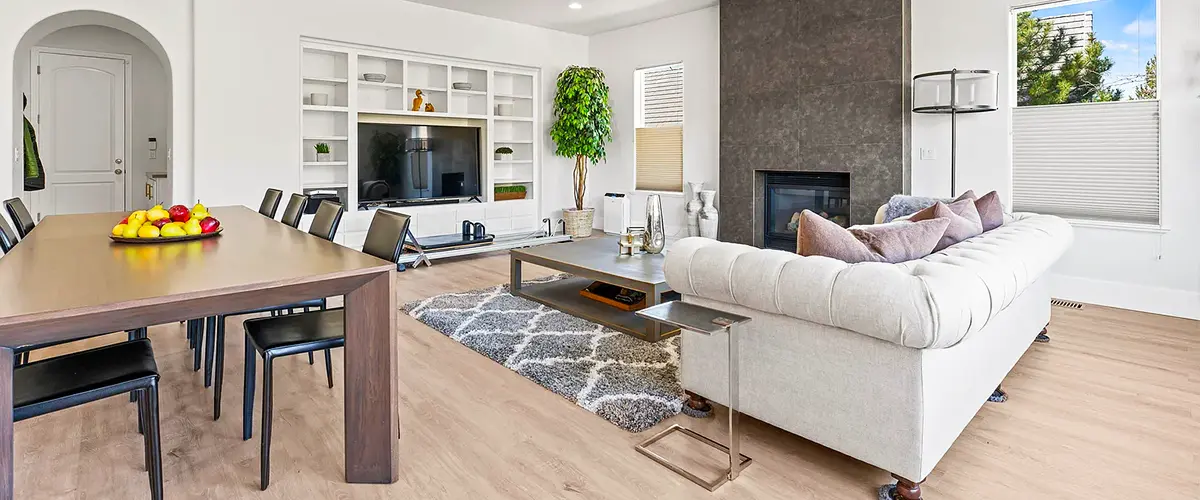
[1011,0,1160,225]
[634,63,684,193]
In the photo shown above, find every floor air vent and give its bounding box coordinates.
[1050,298,1084,309]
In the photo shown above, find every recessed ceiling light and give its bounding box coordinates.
[568,2,583,9]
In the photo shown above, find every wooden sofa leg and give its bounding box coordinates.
[681,391,713,418]
[890,474,923,500]
[1035,324,1050,343]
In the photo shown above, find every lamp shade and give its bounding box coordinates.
[912,69,998,114]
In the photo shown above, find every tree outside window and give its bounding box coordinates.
[1016,0,1157,106]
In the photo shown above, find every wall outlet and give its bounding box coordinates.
[920,148,937,160]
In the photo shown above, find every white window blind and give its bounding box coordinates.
[635,64,683,192]
[1012,100,1160,225]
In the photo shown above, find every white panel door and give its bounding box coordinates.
[35,51,127,218]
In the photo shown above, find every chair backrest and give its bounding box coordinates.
[258,188,284,218]
[361,210,411,264]
[4,198,34,238]
[279,193,308,228]
[307,200,343,242]
[0,215,18,253]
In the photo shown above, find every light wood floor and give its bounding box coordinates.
[13,251,1200,499]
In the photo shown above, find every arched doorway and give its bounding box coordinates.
[12,10,173,218]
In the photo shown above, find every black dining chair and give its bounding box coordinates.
[201,200,342,388]
[4,198,35,238]
[258,188,284,218]
[14,338,164,499]
[279,193,309,228]
[0,215,19,253]
[221,210,409,490]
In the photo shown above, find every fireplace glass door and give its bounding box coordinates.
[762,172,850,251]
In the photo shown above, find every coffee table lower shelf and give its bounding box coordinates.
[512,276,680,342]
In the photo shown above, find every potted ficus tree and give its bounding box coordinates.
[550,66,612,238]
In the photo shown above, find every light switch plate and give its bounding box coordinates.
[920,148,937,160]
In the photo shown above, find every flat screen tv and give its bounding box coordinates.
[358,123,482,203]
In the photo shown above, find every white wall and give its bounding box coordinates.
[1,2,193,207]
[588,7,720,237]
[26,25,170,211]
[912,0,1200,319]
[192,0,588,223]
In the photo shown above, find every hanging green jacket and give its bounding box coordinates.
[23,114,44,191]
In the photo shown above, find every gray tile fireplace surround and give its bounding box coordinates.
[717,0,911,247]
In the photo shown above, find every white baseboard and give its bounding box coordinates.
[1050,274,1200,320]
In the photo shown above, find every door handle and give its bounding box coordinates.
[115,158,123,165]
[114,168,124,175]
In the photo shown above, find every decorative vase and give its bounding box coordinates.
[643,194,666,254]
[562,208,595,238]
[685,182,703,237]
[316,152,332,163]
[698,190,718,239]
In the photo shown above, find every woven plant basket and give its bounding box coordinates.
[562,208,595,238]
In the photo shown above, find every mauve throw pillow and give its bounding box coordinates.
[954,190,1004,232]
[796,210,951,264]
[909,200,984,252]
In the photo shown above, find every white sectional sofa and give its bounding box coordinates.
[662,213,1073,497]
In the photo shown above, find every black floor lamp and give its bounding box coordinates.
[912,69,999,197]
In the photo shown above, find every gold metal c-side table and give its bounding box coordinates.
[634,301,753,491]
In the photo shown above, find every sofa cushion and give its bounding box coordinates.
[909,200,983,251]
[663,213,1074,349]
[797,210,950,263]
[954,190,1004,232]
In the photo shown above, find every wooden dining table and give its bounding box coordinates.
[0,206,399,498]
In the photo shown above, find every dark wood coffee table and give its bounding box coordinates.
[510,237,678,342]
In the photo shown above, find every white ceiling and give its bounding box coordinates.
[406,0,717,35]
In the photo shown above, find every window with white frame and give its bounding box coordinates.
[634,63,684,193]
[1011,0,1160,225]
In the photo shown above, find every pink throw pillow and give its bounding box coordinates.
[954,190,1004,232]
[909,200,984,252]
[796,210,951,263]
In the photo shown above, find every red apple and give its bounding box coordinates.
[151,219,169,229]
[119,216,129,224]
[199,216,220,234]
[168,204,190,223]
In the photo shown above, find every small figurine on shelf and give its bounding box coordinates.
[424,102,436,113]
[411,89,424,111]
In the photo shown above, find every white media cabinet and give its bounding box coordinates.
[299,38,542,248]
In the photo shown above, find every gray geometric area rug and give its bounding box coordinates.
[402,275,685,432]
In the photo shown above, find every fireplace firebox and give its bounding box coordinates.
[762,172,851,251]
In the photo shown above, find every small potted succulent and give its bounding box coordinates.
[495,184,527,201]
[314,143,332,162]
[495,146,514,161]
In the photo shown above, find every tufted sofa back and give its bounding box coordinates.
[663,213,1074,348]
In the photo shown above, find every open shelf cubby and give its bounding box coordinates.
[408,88,447,113]
[357,55,403,86]
[408,61,448,91]
[451,66,488,92]
[451,91,488,116]
[493,119,534,142]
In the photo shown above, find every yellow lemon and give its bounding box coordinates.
[137,225,161,238]
[121,222,142,239]
[183,218,203,236]
[112,224,127,236]
[160,224,186,238]
[129,210,148,226]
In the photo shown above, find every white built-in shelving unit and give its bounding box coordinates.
[300,39,541,244]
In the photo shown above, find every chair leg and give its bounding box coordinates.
[129,330,140,403]
[260,355,274,491]
[324,349,334,389]
[204,316,216,387]
[192,320,203,372]
[188,319,197,349]
[243,336,256,441]
[146,383,164,500]
[138,389,150,469]
[136,387,145,435]
[213,317,226,420]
